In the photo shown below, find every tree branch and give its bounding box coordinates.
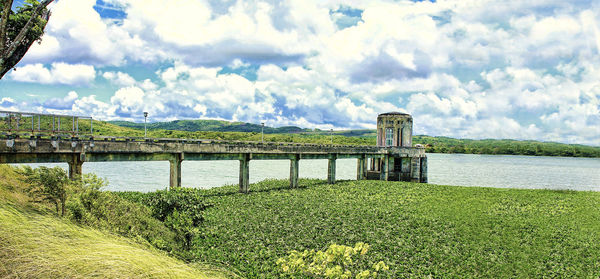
[0,0,15,56]
[4,0,53,60]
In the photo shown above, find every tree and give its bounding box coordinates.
[19,165,70,216]
[0,0,53,79]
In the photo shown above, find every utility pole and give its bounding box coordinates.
[144,112,148,137]
[261,122,265,143]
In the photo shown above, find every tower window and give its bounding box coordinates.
[385,128,393,146]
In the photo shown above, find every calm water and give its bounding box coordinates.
[14,153,600,192]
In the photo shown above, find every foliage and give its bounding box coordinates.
[0,0,53,79]
[66,174,178,253]
[162,178,600,278]
[17,165,70,216]
[412,135,600,158]
[277,242,389,279]
[117,188,212,251]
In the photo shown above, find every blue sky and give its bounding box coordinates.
[0,0,599,145]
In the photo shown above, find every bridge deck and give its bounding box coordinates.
[0,135,426,192]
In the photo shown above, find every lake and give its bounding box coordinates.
[13,153,600,192]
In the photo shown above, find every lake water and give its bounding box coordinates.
[13,153,600,192]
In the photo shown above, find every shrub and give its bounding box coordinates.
[129,188,212,250]
[66,174,178,252]
[277,242,389,279]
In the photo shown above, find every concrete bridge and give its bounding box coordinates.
[0,135,427,192]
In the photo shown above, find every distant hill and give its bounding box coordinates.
[109,120,312,134]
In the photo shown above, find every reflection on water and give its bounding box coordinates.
[12,153,600,192]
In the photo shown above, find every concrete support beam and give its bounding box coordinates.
[380,155,389,181]
[357,156,366,180]
[68,154,83,181]
[420,157,428,183]
[327,155,336,184]
[169,154,183,189]
[410,157,421,183]
[239,154,250,193]
[289,155,299,188]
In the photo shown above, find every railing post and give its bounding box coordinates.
[290,154,299,188]
[327,154,336,184]
[239,153,250,193]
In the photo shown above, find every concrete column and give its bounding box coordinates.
[357,156,365,180]
[401,157,412,181]
[410,157,421,183]
[239,154,250,193]
[380,155,389,181]
[290,155,299,188]
[68,154,83,180]
[327,155,336,184]
[420,157,428,183]
[169,154,182,189]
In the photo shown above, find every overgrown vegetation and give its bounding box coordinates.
[116,178,600,278]
[277,242,389,278]
[0,165,230,278]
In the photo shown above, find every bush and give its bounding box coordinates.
[277,243,389,279]
[119,188,212,250]
[66,174,178,252]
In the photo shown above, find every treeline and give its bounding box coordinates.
[413,136,600,158]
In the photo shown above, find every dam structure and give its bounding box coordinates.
[0,111,427,192]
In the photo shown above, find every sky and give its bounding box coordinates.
[0,0,599,146]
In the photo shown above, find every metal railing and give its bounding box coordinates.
[0,110,93,136]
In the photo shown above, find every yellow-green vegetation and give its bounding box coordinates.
[0,165,231,279]
[121,179,600,278]
[277,242,389,278]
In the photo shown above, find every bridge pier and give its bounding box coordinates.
[169,154,182,188]
[380,155,389,181]
[239,154,250,193]
[327,155,336,184]
[290,155,299,188]
[357,156,367,180]
[68,154,83,180]
[410,157,421,183]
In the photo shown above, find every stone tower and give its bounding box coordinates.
[376,112,413,147]
[367,112,427,183]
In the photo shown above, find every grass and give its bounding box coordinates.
[0,165,232,279]
[0,204,230,279]
[136,178,600,278]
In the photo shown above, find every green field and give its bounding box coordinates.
[120,179,600,278]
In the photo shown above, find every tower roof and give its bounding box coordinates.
[378,112,411,116]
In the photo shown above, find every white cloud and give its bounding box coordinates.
[103,71,136,87]
[10,63,96,85]
[6,0,600,145]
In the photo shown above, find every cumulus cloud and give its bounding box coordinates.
[5,0,600,145]
[10,63,96,85]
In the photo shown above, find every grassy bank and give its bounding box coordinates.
[122,179,600,278]
[0,165,231,279]
[0,204,228,279]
